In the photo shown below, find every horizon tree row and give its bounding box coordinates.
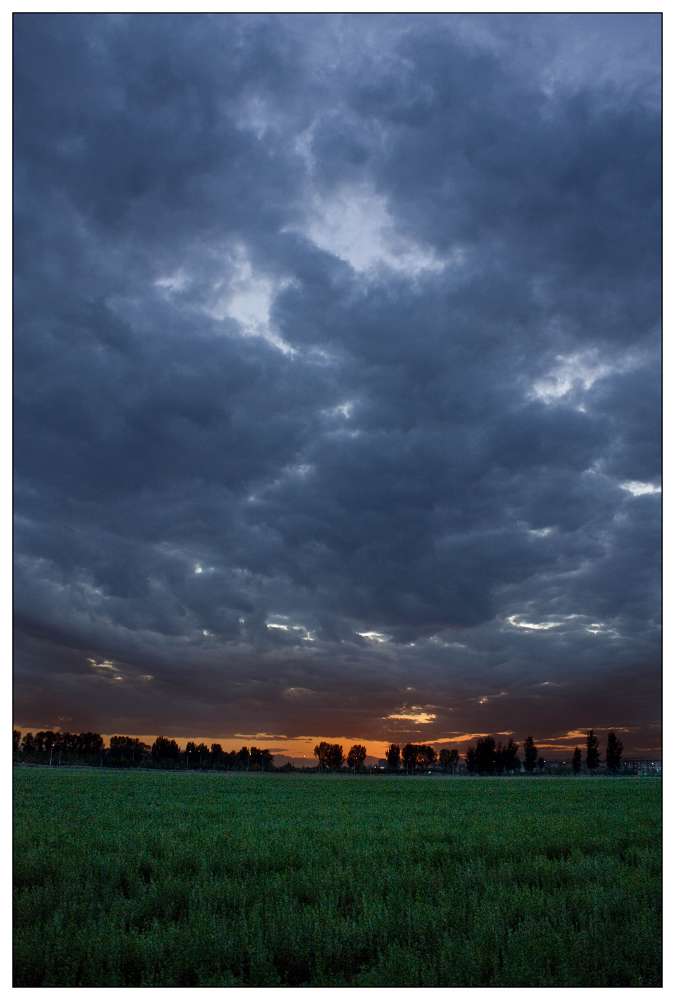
[13,727,626,774]
[13,731,274,771]
[315,731,625,774]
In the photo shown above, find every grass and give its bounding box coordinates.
[14,769,661,987]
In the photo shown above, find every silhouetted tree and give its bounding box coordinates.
[537,756,546,773]
[465,745,477,774]
[109,736,148,766]
[21,732,35,758]
[402,744,416,773]
[385,743,401,770]
[313,742,344,771]
[572,747,582,774]
[503,739,520,773]
[439,747,461,773]
[586,730,601,772]
[13,730,21,758]
[524,736,538,773]
[314,741,330,770]
[237,746,251,770]
[151,736,181,766]
[327,743,344,770]
[347,745,367,772]
[194,743,209,768]
[402,743,436,773]
[475,736,497,774]
[606,731,623,773]
[76,733,104,762]
[211,743,224,768]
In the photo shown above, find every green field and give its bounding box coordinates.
[14,769,661,987]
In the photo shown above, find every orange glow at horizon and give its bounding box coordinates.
[13,725,661,759]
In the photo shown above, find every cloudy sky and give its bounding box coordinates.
[14,14,661,760]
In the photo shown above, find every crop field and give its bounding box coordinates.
[14,769,661,987]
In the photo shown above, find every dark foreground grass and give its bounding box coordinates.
[14,769,661,987]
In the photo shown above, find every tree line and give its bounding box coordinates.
[13,727,625,774]
[13,730,274,771]
[315,730,625,774]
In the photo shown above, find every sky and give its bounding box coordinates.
[13,13,661,761]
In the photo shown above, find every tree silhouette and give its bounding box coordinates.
[586,730,601,772]
[313,742,344,771]
[503,739,520,773]
[475,736,497,774]
[347,745,367,772]
[185,741,197,768]
[402,744,436,773]
[523,736,538,773]
[109,736,148,766]
[313,741,330,770]
[465,745,477,773]
[572,747,582,774]
[402,743,416,773]
[327,744,344,770]
[151,736,180,766]
[385,743,401,770]
[606,731,623,773]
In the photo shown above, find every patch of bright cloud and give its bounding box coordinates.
[620,480,661,497]
[235,732,288,740]
[506,614,563,631]
[531,349,641,405]
[283,687,316,699]
[386,705,437,724]
[203,243,295,354]
[292,182,458,276]
[87,657,115,672]
[478,690,508,705]
[434,732,490,744]
[154,269,189,294]
[585,622,620,638]
[357,630,390,643]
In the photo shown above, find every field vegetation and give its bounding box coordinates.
[14,769,661,987]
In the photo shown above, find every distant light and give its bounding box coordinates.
[194,564,203,575]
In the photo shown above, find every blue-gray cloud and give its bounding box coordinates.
[13,13,661,751]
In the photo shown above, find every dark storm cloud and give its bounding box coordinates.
[13,14,661,752]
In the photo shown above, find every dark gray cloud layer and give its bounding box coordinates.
[14,14,661,752]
